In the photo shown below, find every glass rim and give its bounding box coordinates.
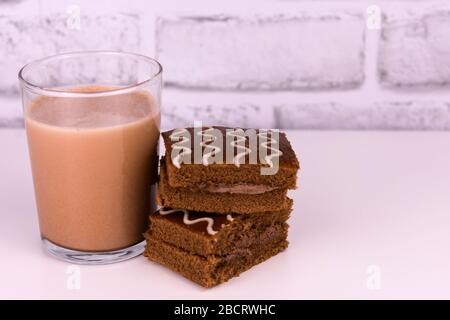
[18,50,163,98]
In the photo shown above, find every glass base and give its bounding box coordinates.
[42,239,145,265]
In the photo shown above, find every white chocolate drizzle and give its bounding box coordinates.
[226,214,234,222]
[197,127,221,166]
[258,130,283,168]
[159,208,218,235]
[226,130,250,167]
[169,129,192,169]
[226,130,283,168]
[169,127,283,168]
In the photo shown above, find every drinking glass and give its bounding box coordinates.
[19,51,162,264]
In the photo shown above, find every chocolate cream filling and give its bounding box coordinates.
[201,183,278,194]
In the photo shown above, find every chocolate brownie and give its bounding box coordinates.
[161,127,299,190]
[158,158,292,214]
[144,208,289,287]
[144,127,299,287]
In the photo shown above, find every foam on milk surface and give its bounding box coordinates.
[27,86,157,129]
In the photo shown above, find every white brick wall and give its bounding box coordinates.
[157,13,365,89]
[379,5,450,87]
[1,0,450,130]
[0,12,140,94]
[276,102,450,130]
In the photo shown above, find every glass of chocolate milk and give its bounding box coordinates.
[19,51,162,264]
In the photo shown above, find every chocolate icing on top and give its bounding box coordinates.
[168,127,285,167]
[158,208,233,236]
[163,126,299,169]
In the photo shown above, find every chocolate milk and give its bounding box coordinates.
[25,86,160,251]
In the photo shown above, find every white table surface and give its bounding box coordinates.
[1,129,450,299]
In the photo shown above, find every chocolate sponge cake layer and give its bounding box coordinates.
[162,127,299,190]
[148,208,290,256]
[145,234,288,288]
[158,159,292,214]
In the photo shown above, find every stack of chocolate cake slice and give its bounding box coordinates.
[144,126,299,287]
